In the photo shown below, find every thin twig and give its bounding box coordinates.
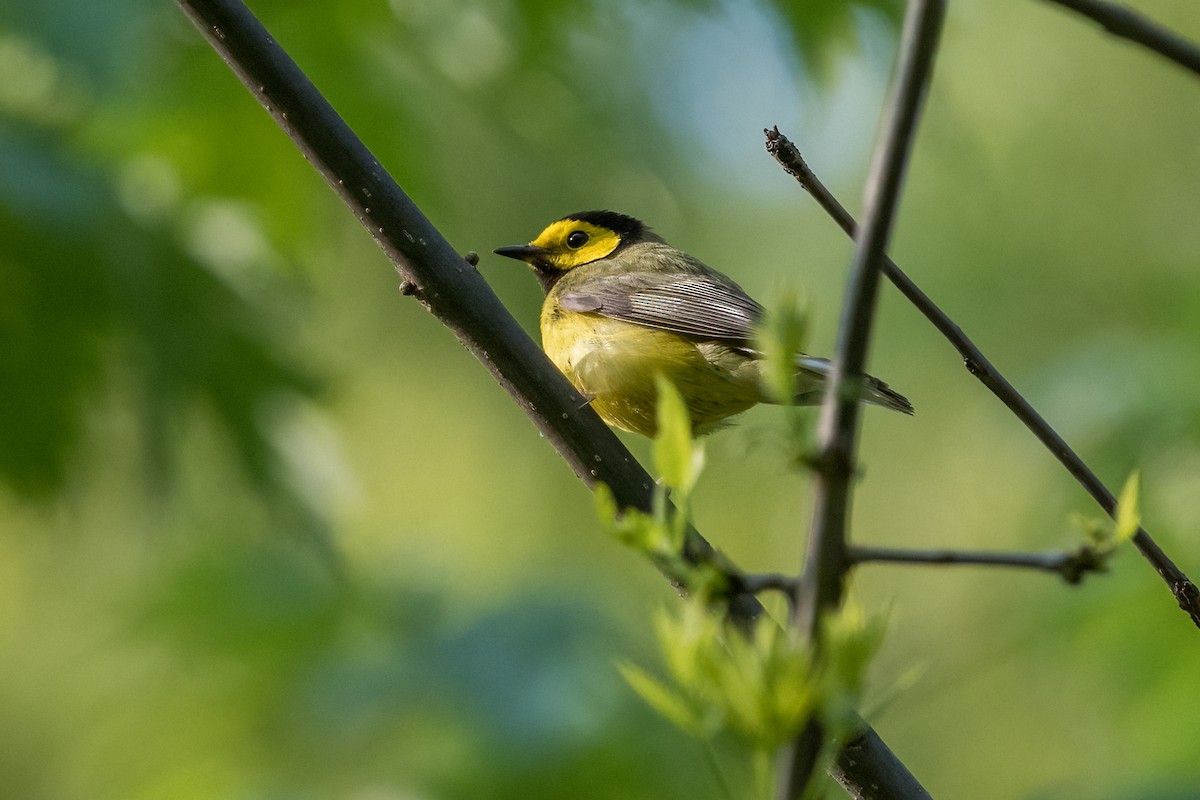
[1042,0,1200,79]
[782,1,946,798]
[765,128,1200,629]
[174,1,931,797]
[850,545,1107,585]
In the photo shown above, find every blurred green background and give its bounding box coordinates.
[3,0,1200,797]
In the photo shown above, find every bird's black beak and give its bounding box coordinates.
[494,244,550,263]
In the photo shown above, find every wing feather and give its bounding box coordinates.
[558,255,764,343]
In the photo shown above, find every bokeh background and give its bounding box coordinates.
[3,0,1200,797]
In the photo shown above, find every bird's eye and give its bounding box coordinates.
[566,230,589,249]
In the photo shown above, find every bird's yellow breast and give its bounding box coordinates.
[540,302,762,437]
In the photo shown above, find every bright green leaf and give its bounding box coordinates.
[653,375,704,496]
[656,601,720,692]
[1113,471,1141,544]
[755,291,808,406]
[621,596,887,759]
[819,600,887,739]
[595,483,662,551]
[594,482,619,527]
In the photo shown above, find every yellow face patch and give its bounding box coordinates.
[529,219,622,271]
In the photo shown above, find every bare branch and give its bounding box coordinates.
[1043,0,1200,79]
[851,545,1107,585]
[742,544,1110,591]
[782,1,946,797]
[765,128,1200,629]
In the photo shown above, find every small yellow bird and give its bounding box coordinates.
[495,211,912,437]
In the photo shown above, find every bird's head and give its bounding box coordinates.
[494,211,652,286]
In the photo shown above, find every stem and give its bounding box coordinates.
[850,545,1105,584]
[1042,0,1200,79]
[783,1,946,797]
[764,128,1200,629]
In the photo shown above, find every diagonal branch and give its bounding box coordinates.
[1042,0,1200,79]
[782,1,946,797]
[765,128,1200,630]
[175,1,930,797]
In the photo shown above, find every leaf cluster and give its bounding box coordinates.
[595,376,716,592]
[1066,471,1141,583]
[595,377,886,794]
[620,598,884,754]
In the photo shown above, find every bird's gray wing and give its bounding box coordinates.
[558,268,764,343]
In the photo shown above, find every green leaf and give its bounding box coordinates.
[1113,471,1141,544]
[819,600,887,739]
[656,602,716,692]
[594,482,619,527]
[595,486,663,552]
[717,615,816,750]
[621,596,886,758]
[653,375,704,496]
[755,290,808,406]
[618,662,711,739]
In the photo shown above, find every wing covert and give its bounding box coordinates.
[559,270,764,343]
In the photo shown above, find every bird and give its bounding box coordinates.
[494,210,912,437]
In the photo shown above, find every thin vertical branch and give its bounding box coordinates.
[794,0,947,652]
[781,0,946,797]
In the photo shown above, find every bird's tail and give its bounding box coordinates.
[790,356,914,415]
[859,374,915,414]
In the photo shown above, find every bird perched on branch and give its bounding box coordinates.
[495,211,912,437]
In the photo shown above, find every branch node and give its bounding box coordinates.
[1059,545,1104,585]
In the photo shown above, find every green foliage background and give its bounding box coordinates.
[2,0,1200,797]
